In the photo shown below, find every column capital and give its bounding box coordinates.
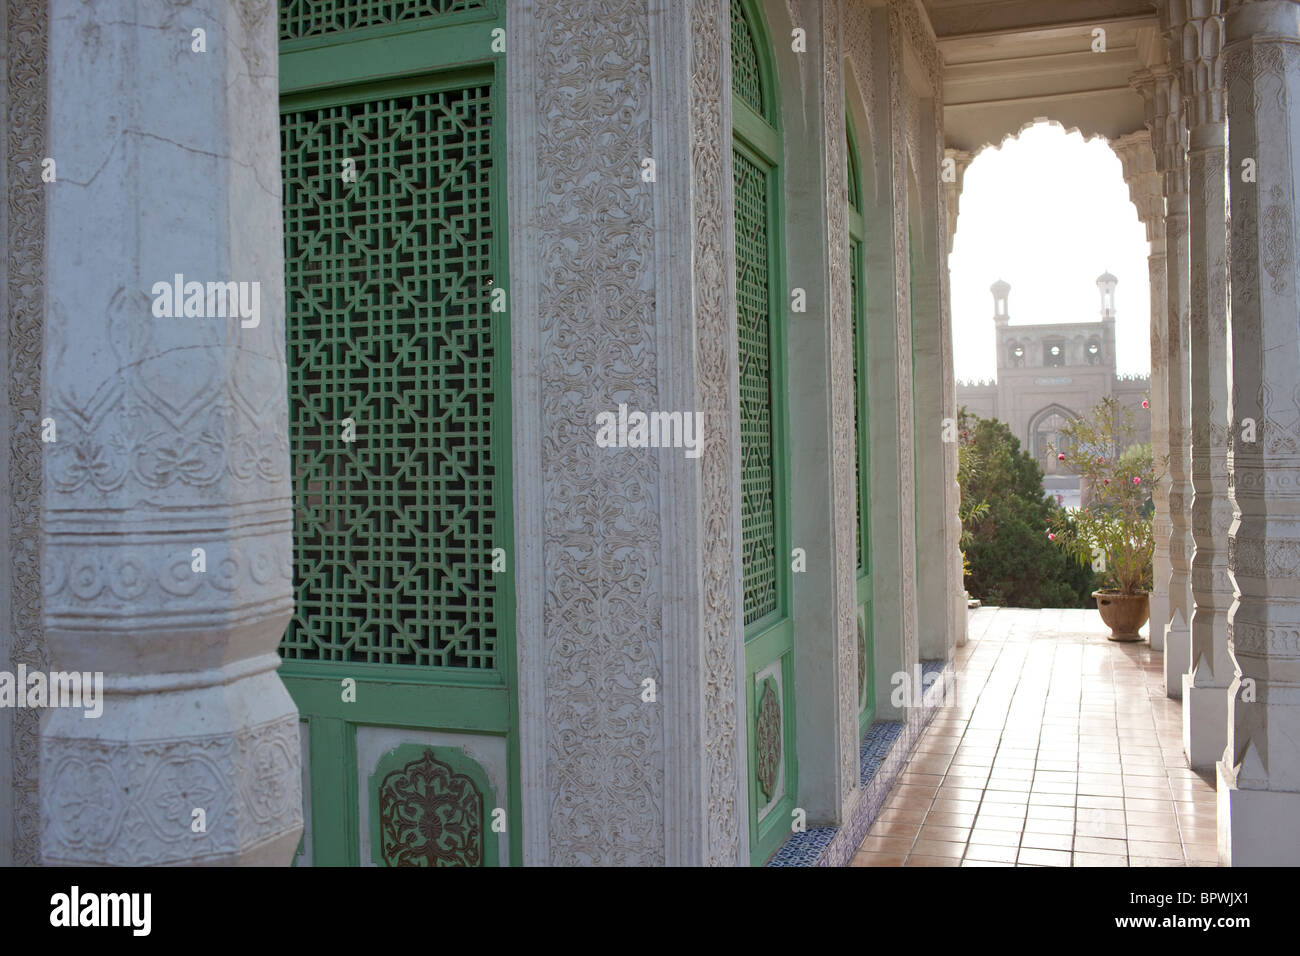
[1224,0,1300,45]
[1132,64,1189,200]
[1166,1,1227,132]
[943,147,975,254]
[1111,130,1166,244]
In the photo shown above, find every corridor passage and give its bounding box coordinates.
[855,607,1217,867]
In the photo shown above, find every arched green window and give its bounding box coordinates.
[847,114,874,735]
[732,0,794,866]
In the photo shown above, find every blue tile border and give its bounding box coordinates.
[766,658,952,867]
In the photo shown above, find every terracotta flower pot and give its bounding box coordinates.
[1093,590,1149,642]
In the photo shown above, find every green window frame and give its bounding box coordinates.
[847,113,874,734]
[732,0,796,866]
[276,0,520,865]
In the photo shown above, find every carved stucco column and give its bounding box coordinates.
[39,0,302,864]
[509,0,753,865]
[1112,129,1170,658]
[1218,0,1300,866]
[1168,0,1236,771]
[1136,61,1194,699]
[2,0,49,866]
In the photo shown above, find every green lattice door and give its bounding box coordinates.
[732,0,796,866]
[848,118,874,736]
[277,0,517,866]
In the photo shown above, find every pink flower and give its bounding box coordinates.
[1057,453,1066,461]
[1047,532,1056,541]
[1103,478,1110,485]
[1097,457,1106,465]
[1142,400,1150,409]
[1133,476,1141,485]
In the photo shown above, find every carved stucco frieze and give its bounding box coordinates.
[42,714,301,865]
[842,0,873,148]
[888,2,918,671]
[532,0,664,865]
[691,0,742,866]
[821,0,859,803]
[5,0,49,867]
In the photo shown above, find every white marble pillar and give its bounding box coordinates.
[1168,1,1236,771]
[1136,60,1194,699]
[39,0,301,864]
[1112,130,1170,657]
[1218,0,1300,866]
[942,147,972,648]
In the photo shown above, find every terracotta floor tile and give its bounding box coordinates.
[930,798,982,816]
[1074,835,1128,855]
[1075,820,1127,840]
[911,838,967,858]
[968,827,1021,847]
[1025,804,1075,822]
[924,811,977,829]
[905,855,962,867]
[1127,840,1185,860]
[1072,852,1128,866]
[850,609,1240,869]
[859,835,915,854]
[1027,792,1077,807]
[973,814,1024,832]
[963,843,1019,864]
[1018,847,1072,866]
[1129,856,1185,867]
[937,786,987,802]
[851,851,906,867]
[1021,816,1073,835]
[876,807,929,824]
[1021,831,1073,852]
[919,824,971,844]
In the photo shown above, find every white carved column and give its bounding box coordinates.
[1218,0,1300,866]
[941,148,971,651]
[1112,129,1170,657]
[39,0,302,864]
[1169,1,1236,770]
[1137,60,1194,698]
[509,0,750,865]
[2,0,49,866]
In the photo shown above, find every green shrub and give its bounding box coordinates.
[957,408,1095,608]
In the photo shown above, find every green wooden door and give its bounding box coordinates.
[732,0,796,865]
[276,0,517,866]
[847,119,875,736]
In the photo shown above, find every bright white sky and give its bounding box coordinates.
[949,122,1152,383]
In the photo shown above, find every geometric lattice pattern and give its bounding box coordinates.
[279,0,486,41]
[730,1,765,119]
[279,83,500,668]
[851,236,864,572]
[735,149,778,628]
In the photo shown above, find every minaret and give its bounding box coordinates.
[991,278,1011,328]
[1097,271,1118,367]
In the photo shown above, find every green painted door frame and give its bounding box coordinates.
[277,0,520,866]
[732,0,797,866]
[847,114,875,737]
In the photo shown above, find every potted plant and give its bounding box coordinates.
[1047,397,1158,642]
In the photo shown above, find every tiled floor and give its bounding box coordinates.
[852,607,1219,867]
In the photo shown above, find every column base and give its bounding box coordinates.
[1217,760,1300,866]
[1148,593,1168,651]
[1164,622,1189,700]
[1182,675,1229,771]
